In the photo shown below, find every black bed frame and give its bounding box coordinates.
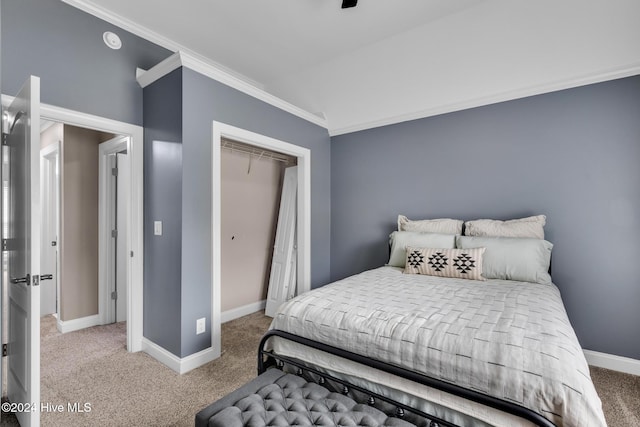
[259,329,556,427]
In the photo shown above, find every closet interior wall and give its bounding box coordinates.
[220,139,296,315]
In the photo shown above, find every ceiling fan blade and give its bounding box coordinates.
[342,0,358,8]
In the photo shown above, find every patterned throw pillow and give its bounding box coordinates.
[404,247,486,281]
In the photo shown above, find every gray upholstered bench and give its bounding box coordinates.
[195,368,425,427]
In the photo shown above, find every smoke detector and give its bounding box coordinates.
[103,31,122,50]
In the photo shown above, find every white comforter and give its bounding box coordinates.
[269,266,607,427]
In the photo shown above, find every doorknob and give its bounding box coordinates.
[11,274,30,284]
[40,274,53,280]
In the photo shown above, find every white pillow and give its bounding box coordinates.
[464,215,546,239]
[398,215,463,235]
[388,231,457,267]
[456,235,553,284]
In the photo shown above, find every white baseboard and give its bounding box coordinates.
[57,314,101,334]
[141,338,217,374]
[221,300,266,324]
[584,349,640,376]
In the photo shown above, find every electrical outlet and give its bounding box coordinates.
[196,317,206,335]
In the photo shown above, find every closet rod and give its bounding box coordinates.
[221,139,292,164]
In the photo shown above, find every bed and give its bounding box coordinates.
[259,215,608,427]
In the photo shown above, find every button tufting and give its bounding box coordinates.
[204,372,423,427]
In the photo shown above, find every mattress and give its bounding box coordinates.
[268,266,607,427]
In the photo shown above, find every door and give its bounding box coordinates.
[98,136,130,324]
[4,76,41,426]
[265,166,297,317]
[40,143,60,316]
[114,151,129,322]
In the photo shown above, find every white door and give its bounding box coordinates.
[265,166,297,317]
[40,143,59,316]
[98,136,129,324]
[115,151,129,322]
[4,76,41,426]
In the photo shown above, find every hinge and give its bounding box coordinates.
[130,251,134,257]
[111,229,118,238]
[111,291,117,300]
[111,167,118,176]
[2,238,15,251]
[2,133,8,146]
[2,343,7,357]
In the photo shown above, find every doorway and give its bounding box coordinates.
[1,95,146,352]
[39,123,131,331]
[219,138,297,322]
[211,121,311,360]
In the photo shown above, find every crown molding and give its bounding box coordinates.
[329,62,640,136]
[61,0,328,129]
[136,52,327,128]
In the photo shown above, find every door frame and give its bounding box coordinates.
[212,121,311,358]
[2,95,145,352]
[98,136,130,325]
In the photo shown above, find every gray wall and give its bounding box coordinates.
[1,0,332,359]
[1,0,170,125]
[181,68,331,357]
[143,68,183,355]
[330,75,640,360]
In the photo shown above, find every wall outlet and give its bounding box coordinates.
[196,317,206,335]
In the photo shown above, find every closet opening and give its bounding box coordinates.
[220,138,297,322]
[212,121,311,360]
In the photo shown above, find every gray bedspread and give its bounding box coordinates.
[270,266,607,427]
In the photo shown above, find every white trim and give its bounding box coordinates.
[141,338,216,374]
[136,52,327,129]
[135,52,182,89]
[2,95,145,353]
[56,314,101,334]
[330,62,640,136]
[221,300,266,324]
[584,349,640,376]
[212,121,311,365]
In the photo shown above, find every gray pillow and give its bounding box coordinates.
[388,231,457,267]
[456,235,553,284]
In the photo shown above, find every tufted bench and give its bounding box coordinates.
[195,369,424,427]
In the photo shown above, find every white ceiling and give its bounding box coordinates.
[65,0,640,135]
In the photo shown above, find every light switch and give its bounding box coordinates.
[154,221,163,236]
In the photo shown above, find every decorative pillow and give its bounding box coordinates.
[456,235,553,284]
[387,231,456,267]
[398,215,463,234]
[404,246,486,281]
[464,215,546,239]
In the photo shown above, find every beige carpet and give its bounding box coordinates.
[1,312,639,426]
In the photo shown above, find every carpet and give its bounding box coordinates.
[1,312,638,426]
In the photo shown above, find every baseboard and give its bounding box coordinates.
[584,349,640,376]
[221,300,266,324]
[57,314,101,334]
[141,338,217,374]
